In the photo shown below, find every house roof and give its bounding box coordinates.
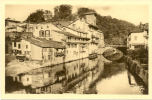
[23,37,65,49]
[52,20,74,27]
[129,31,147,37]
[62,25,88,34]
[53,30,80,38]
[53,30,90,40]
[5,18,20,23]
[6,25,25,29]
[53,18,103,34]
[81,12,96,15]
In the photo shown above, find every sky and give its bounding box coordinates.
[5,4,149,25]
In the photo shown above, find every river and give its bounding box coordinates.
[6,55,148,94]
[63,55,147,94]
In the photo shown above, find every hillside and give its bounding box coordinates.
[95,14,141,45]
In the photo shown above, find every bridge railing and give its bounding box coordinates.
[105,45,127,47]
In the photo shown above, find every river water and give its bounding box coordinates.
[6,55,148,94]
[64,55,147,94]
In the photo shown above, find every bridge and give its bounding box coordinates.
[105,44,127,54]
[105,44,127,48]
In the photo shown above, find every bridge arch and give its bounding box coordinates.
[105,45,127,54]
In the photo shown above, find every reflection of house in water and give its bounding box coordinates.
[13,63,65,93]
[127,71,136,86]
[7,56,99,93]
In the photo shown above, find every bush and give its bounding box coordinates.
[127,48,148,60]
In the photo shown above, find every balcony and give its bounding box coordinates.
[91,35,99,39]
[91,40,99,44]
[66,38,89,44]
[55,52,65,57]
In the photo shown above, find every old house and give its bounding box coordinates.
[26,22,66,42]
[56,11,104,60]
[127,31,148,50]
[5,18,21,27]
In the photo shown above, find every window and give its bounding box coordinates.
[63,28,66,31]
[72,44,75,48]
[43,48,47,52]
[72,24,76,28]
[48,55,51,60]
[18,44,21,49]
[48,72,51,77]
[14,42,16,47]
[26,51,30,55]
[39,30,45,37]
[26,45,28,49]
[128,37,131,41]
[45,30,50,37]
[134,45,144,49]
[41,87,44,91]
[18,50,21,54]
[36,26,38,29]
[56,48,59,51]
[47,25,49,28]
[134,36,137,40]
[49,48,52,52]
[27,78,29,81]
[29,27,33,32]
[129,44,131,48]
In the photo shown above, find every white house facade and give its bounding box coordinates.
[127,31,148,50]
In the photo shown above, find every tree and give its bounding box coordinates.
[26,9,52,23]
[53,4,72,20]
[77,7,96,17]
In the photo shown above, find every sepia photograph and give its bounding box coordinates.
[3,0,149,97]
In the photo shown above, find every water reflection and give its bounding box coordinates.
[6,55,147,94]
[96,70,143,94]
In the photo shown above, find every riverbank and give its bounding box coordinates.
[6,46,110,77]
[124,56,148,87]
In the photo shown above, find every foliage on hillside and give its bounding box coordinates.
[95,14,141,45]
